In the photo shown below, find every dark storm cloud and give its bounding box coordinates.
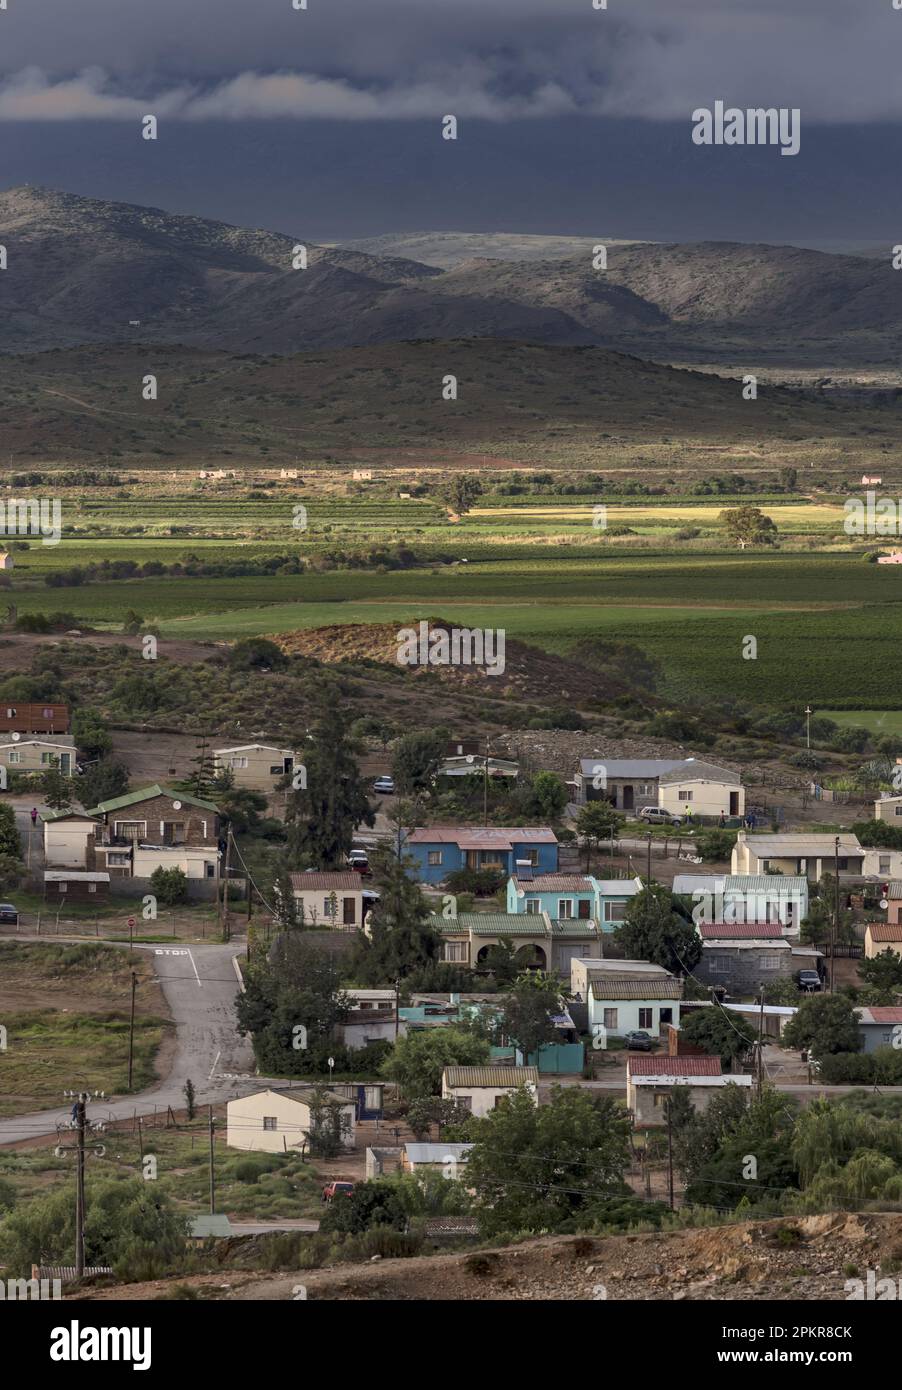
[0,0,897,122]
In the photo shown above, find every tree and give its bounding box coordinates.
[695,829,735,862]
[405,1095,473,1140]
[858,949,902,999]
[444,474,483,516]
[307,1088,353,1158]
[720,505,778,549]
[228,637,288,671]
[576,801,623,869]
[779,467,798,493]
[781,993,861,1058]
[0,803,23,860]
[77,758,130,809]
[236,934,353,1074]
[480,939,520,986]
[178,735,216,800]
[183,1079,197,1121]
[285,703,374,868]
[614,883,702,975]
[149,866,188,906]
[216,786,268,836]
[319,1178,408,1235]
[40,765,73,813]
[0,1177,188,1280]
[523,771,568,823]
[674,1086,798,1211]
[500,973,561,1061]
[381,1026,490,1098]
[0,852,25,893]
[391,729,446,797]
[465,1086,632,1236]
[679,1006,756,1068]
[800,874,855,946]
[350,842,441,984]
[70,708,112,761]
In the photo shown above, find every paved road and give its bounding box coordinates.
[0,940,259,1145]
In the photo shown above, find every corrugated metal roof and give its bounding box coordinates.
[886,883,902,901]
[628,1056,721,1076]
[405,1143,474,1163]
[866,922,902,938]
[578,758,688,777]
[290,872,362,890]
[589,977,682,1000]
[444,1066,539,1088]
[740,834,861,855]
[659,762,739,785]
[87,783,219,815]
[513,875,592,891]
[725,875,809,892]
[407,825,557,844]
[548,919,599,935]
[699,922,784,939]
[460,914,549,936]
[856,1006,902,1025]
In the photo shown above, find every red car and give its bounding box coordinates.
[322,1180,355,1203]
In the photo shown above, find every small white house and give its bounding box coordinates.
[441,1066,539,1118]
[1,737,75,774]
[289,872,376,929]
[626,1056,752,1128]
[42,810,102,868]
[213,744,295,793]
[0,552,13,571]
[226,1088,355,1154]
[581,961,682,1040]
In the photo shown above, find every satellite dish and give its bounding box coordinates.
[172,800,182,810]
[11,732,19,742]
[880,898,889,910]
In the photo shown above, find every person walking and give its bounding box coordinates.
[718,811,726,828]
[30,807,38,828]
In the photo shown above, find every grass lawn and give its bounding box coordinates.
[0,942,167,1116]
[817,710,902,734]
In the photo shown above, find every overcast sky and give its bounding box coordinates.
[0,0,899,240]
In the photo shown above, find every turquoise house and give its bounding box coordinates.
[506,873,643,933]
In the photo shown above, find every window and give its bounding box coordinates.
[758,955,781,971]
[5,708,15,718]
[525,898,542,914]
[678,790,693,802]
[456,1095,472,1112]
[524,849,540,866]
[228,756,249,770]
[7,751,20,764]
[427,850,443,866]
[115,821,146,841]
[42,708,54,719]
[323,898,336,916]
[604,901,627,922]
[709,955,731,973]
[107,852,130,867]
[638,1008,653,1028]
[58,882,67,893]
[444,941,467,962]
[895,807,902,818]
[603,1008,618,1028]
[88,883,97,894]
[40,752,56,765]
[638,783,652,796]
[205,862,215,878]
[557,899,573,919]
[879,856,892,874]
[263,1117,277,1131]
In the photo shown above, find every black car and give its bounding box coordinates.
[0,903,19,925]
[623,1030,655,1051]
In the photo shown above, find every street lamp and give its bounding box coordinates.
[805,705,812,750]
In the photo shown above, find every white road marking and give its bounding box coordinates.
[209,1050,221,1081]
[186,948,202,987]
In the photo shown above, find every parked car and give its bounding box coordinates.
[322,1181,355,1203]
[373,776,395,794]
[796,969,822,992]
[347,849,370,873]
[637,806,682,826]
[623,1030,656,1051]
[0,903,18,925]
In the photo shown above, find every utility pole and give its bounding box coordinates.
[831,835,840,994]
[75,1094,86,1277]
[646,832,652,885]
[666,1100,674,1210]
[805,704,812,750]
[221,830,233,941]
[127,970,137,1090]
[483,740,490,825]
[756,985,765,1100]
[208,1106,216,1214]
[394,977,400,1041]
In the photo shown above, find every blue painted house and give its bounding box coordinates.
[404,825,558,885]
[506,873,643,932]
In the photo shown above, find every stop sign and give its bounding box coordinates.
[127,916,136,929]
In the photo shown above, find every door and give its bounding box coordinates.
[578,899,591,919]
[342,896,356,925]
[622,785,634,810]
[729,791,739,816]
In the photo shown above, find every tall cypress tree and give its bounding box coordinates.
[285,702,374,869]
